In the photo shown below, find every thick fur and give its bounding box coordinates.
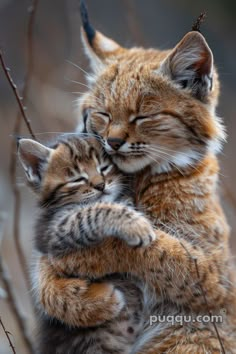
[19,135,154,353]
[23,5,236,353]
[37,9,236,354]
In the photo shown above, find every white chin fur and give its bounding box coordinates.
[113,149,201,174]
[112,155,152,173]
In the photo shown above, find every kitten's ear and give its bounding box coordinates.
[80,0,124,73]
[18,139,53,191]
[161,31,213,101]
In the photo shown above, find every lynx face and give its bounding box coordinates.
[77,6,225,173]
[18,135,124,207]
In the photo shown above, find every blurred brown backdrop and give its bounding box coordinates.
[0,0,236,353]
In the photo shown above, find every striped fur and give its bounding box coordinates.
[18,134,154,353]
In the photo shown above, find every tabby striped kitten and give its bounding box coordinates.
[18,134,155,354]
[36,2,236,353]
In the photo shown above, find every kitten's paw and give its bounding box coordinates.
[110,288,126,315]
[123,215,156,247]
[88,283,125,324]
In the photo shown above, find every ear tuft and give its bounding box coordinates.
[191,12,207,33]
[79,0,123,73]
[18,139,52,191]
[79,0,95,46]
[161,31,213,101]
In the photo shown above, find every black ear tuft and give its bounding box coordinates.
[79,0,95,46]
[192,12,207,33]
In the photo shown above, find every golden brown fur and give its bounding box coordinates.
[34,3,236,353]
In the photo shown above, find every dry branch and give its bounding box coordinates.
[0,261,34,354]
[0,215,34,354]
[0,51,36,140]
[0,1,39,353]
[8,0,39,295]
[0,317,16,354]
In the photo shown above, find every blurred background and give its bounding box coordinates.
[0,0,236,353]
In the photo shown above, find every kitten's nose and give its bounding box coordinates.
[94,182,105,192]
[107,138,125,151]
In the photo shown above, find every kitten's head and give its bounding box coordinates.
[18,134,123,207]
[77,1,225,173]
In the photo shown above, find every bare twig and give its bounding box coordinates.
[0,215,33,354]
[180,242,226,354]
[0,317,16,354]
[0,50,36,140]
[192,12,207,32]
[0,262,34,354]
[8,0,39,294]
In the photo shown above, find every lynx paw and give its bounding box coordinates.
[122,215,156,247]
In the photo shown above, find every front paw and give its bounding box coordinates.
[122,215,156,247]
[93,284,125,323]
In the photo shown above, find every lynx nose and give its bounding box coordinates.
[94,182,105,192]
[107,138,125,151]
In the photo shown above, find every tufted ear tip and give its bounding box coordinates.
[79,0,96,46]
[79,0,123,74]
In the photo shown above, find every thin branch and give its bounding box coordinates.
[0,215,33,354]
[192,12,207,33]
[0,317,16,354]
[180,242,226,354]
[0,50,36,140]
[0,262,34,354]
[8,0,39,295]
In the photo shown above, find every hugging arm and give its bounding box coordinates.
[50,228,229,313]
[38,202,156,256]
[35,202,155,327]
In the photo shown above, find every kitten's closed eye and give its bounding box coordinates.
[71,177,87,183]
[100,165,109,172]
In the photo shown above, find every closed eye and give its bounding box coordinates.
[100,165,113,174]
[72,177,87,183]
[131,115,150,123]
[66,177,87,187]
[101,165,109,172]
[129,113,159,123]
[96,112,110,118]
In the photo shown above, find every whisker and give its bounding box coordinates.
[146,150,184,176]
[65,78,91,90]
[66,60,91,76]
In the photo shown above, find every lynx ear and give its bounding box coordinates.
[161,31,213,101]
[18,139,52,191]
[80,0,124,73]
